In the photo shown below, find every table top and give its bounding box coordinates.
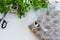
[0,0,60,40]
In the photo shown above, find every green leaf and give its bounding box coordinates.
[41,2,48,8]
[30,0,48,10]
[16,0,23,5]
[17,6,25,18]
[3,0,14,4]
[0,3,7,13]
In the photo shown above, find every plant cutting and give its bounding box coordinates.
[0,0,48,18]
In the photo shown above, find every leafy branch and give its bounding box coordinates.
[0,0,48,18]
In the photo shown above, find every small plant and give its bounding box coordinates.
[0,0,48,18]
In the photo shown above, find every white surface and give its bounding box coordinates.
[0,9,39,40]
[0,0,60,40]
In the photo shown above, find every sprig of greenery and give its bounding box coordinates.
[0,0,48,18]
[29,0,48,10]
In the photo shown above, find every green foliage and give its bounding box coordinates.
[16,0,30,18]
[0,2,7,13]
[29,0,48,10]
[3,0,15,4]
[0,0,48,18]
